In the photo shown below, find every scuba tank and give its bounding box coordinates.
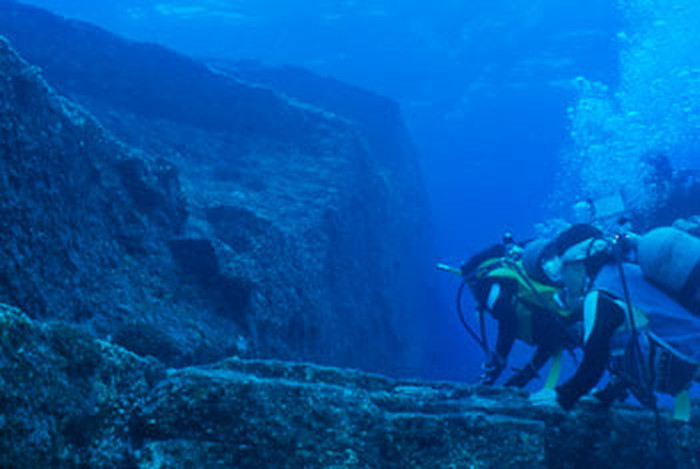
[637,227,700,312]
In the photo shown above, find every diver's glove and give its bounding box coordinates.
[479,352,506,386]
[505,363,539,388]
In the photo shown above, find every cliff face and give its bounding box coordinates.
[0,1,435,374]
[2,304,698,468]
[0,36,204,354]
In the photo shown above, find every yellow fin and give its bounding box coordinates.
[674,390,691,423]
[543,351,563,390]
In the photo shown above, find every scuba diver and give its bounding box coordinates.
[529,224,700,423]
[456,234,580,388]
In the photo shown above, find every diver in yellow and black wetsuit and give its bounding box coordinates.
[460,236,580,388]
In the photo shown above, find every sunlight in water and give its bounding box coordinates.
[562,0,700,212]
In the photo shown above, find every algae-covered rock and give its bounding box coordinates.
[0,303,164,467]
[132,359,545,468]
[2,303,700,467]
[0,33,231,368]
[0,0,436,375]
[131,358,700,468]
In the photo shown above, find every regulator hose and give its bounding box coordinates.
[456,280,490,355]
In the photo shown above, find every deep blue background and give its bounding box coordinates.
[18,0,623,381]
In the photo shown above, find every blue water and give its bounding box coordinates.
[16,0,700,392]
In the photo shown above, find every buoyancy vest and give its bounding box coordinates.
[475,258,571,345]
[591,263,700,421]
[593,263,700,366]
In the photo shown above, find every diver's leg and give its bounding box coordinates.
[555,291,625,409]
[505,346,551,388]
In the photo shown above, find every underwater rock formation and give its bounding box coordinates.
[0,1,435,375]
[1,304,698,468]
[0,304,164,467]
[0,32,235,367]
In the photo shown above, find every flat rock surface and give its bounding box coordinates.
[1,304,699,468]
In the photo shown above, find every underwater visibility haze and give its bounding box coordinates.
[19,0,625,378]
[3,0,700,466]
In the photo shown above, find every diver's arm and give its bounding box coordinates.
[508,300,576,388]
[479,315,516,385]
[494,311,517,362]
[555,292,625,409]
[490,280,518,357]
[480,281,517,385]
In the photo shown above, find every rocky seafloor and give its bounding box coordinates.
[2,303,700,468]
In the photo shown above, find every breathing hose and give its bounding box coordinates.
[613,242,674,468]
[456,281,490,355]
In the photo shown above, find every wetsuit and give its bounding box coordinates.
[556,291,624,409]
[556,266,700,409]
[475,277,569,387]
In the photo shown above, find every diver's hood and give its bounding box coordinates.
[560,238,610,264]
[554,224,604,256]
[528,224,608,286]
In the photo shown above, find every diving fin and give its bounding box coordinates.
[674,389,691,423]
[543,351,563,390]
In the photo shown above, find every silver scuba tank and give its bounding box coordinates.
[638,227,700,294]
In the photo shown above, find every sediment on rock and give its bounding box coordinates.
[0,0,436,375]
[2,304,698,468]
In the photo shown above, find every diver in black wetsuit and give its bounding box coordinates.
[556,290,628,408]
[557,268,699,415]
[533,225,700,418]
